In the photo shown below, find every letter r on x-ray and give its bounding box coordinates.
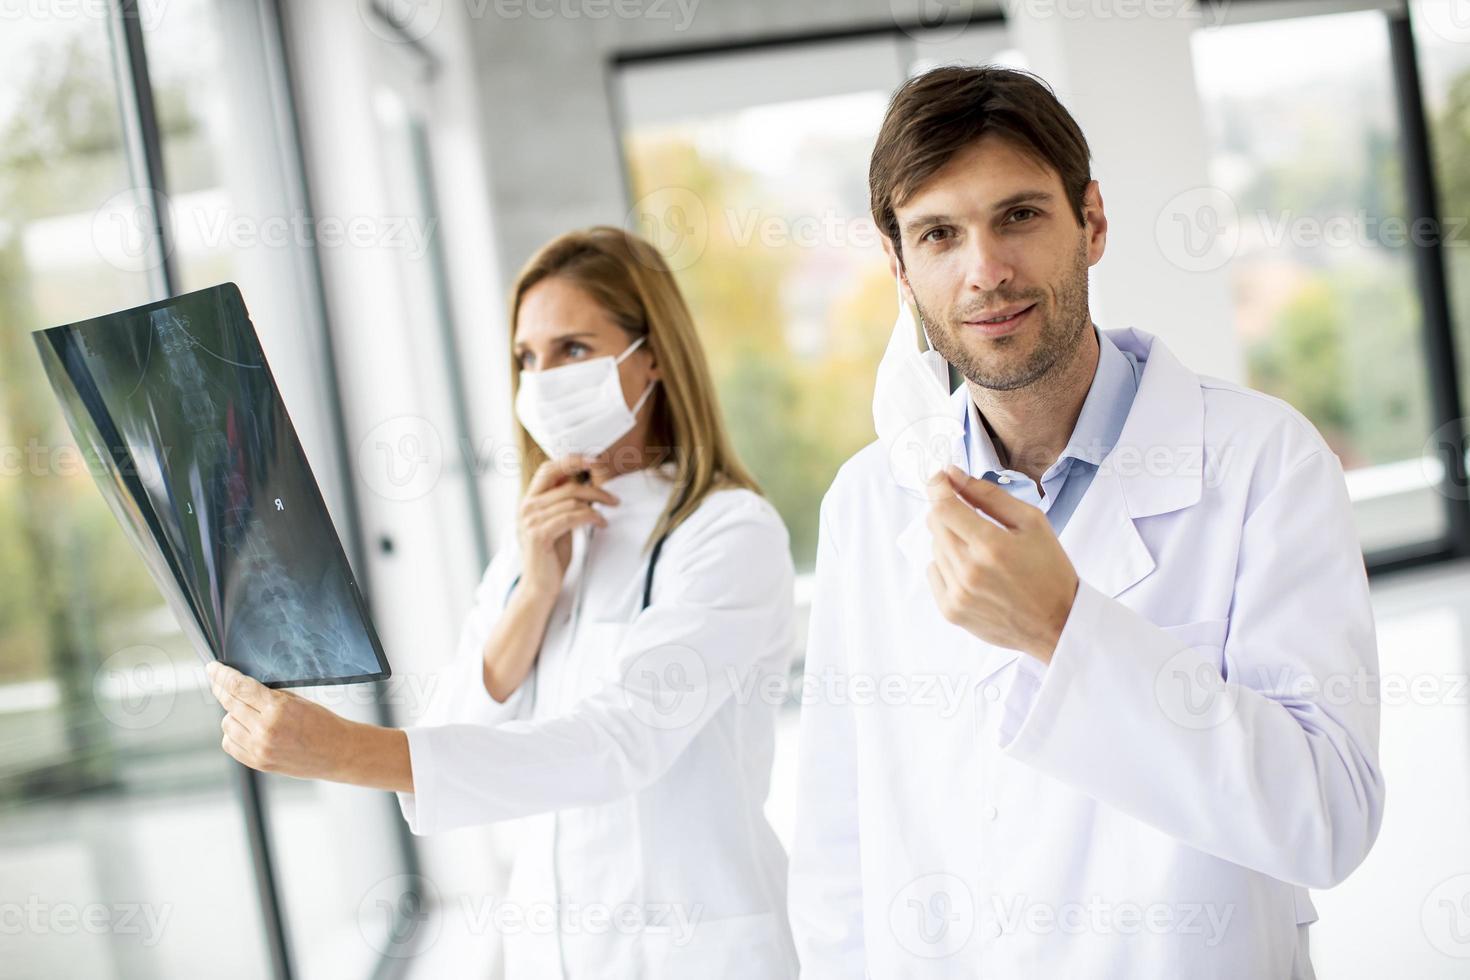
[275,498,284,511]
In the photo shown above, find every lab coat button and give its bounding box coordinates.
[997,474,1012,485]
[983,805,998,821]
[982,684,1000,702]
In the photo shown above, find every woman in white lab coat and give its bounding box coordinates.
[207,227,799,978]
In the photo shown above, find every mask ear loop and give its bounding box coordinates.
[895,264,939,354]
[615,333,648,364]
[617,332,658,420]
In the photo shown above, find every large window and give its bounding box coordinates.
[1191,4,1469,560]
[617,26,1011,572]
[0,11,272,978]
[0,5,411,977]
[1415,0,1470,502]
[620,10,1470,574]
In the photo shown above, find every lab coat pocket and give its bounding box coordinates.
[1158,617,1230,668]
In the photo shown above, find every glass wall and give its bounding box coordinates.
[1191,8,1450,555]
[618,26,1010,573]
[0,4,411,977]
[1414,0,1470,502]
[0,11,272,979]
[622,11,1470,571]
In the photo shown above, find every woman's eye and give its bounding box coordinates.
[565,342,589,358]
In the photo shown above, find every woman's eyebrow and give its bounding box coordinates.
[513,330,599,352]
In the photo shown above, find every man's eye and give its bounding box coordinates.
[920,227,951,244]
[1007,208,1038,224]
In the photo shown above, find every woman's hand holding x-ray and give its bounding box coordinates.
[206,661,412,791]
[924,465,1079,663]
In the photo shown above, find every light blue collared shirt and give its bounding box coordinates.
[963,325,1142,536]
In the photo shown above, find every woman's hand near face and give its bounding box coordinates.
[516,454,620,599]
[475,455,620,705]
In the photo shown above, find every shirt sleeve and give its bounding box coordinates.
[395,493,794,836]
[787,491,868,978]
[995,448,1385,889]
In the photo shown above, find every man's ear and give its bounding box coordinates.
[1082,179,1108,267]
[880,234,902,280]
[881,235,916,307]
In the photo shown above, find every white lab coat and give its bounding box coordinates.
[789,327,1385,979]
[398,462,799,979]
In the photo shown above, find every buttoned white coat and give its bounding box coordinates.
[788,327,1385,979]
[398,465,799,979]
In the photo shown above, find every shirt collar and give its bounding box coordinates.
[964,324,1141,477]
[598,460,678,504]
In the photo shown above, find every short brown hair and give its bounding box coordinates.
[869,66,1093,257]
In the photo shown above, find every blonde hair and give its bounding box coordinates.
[509,226,762,551]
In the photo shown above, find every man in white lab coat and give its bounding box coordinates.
[788,66,1384,979]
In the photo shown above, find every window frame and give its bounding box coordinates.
[101,2,424,977]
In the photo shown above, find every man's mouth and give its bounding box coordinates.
[963,302,1037,338]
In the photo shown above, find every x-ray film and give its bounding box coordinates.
[33,283,391,688]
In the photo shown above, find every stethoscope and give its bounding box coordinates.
[503,530,669,614]
[502,471,685,614]
[498,474,680,718]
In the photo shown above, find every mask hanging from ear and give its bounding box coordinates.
[871,277,963,496]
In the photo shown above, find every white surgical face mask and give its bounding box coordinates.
[871,276,963,496]
[515,334,658,460]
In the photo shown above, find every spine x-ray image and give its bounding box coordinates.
[32,283,391,688]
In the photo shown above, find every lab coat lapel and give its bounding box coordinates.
[890,329,1204,678]
[1059,328,1206,599]
[1056,464,1155,599]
